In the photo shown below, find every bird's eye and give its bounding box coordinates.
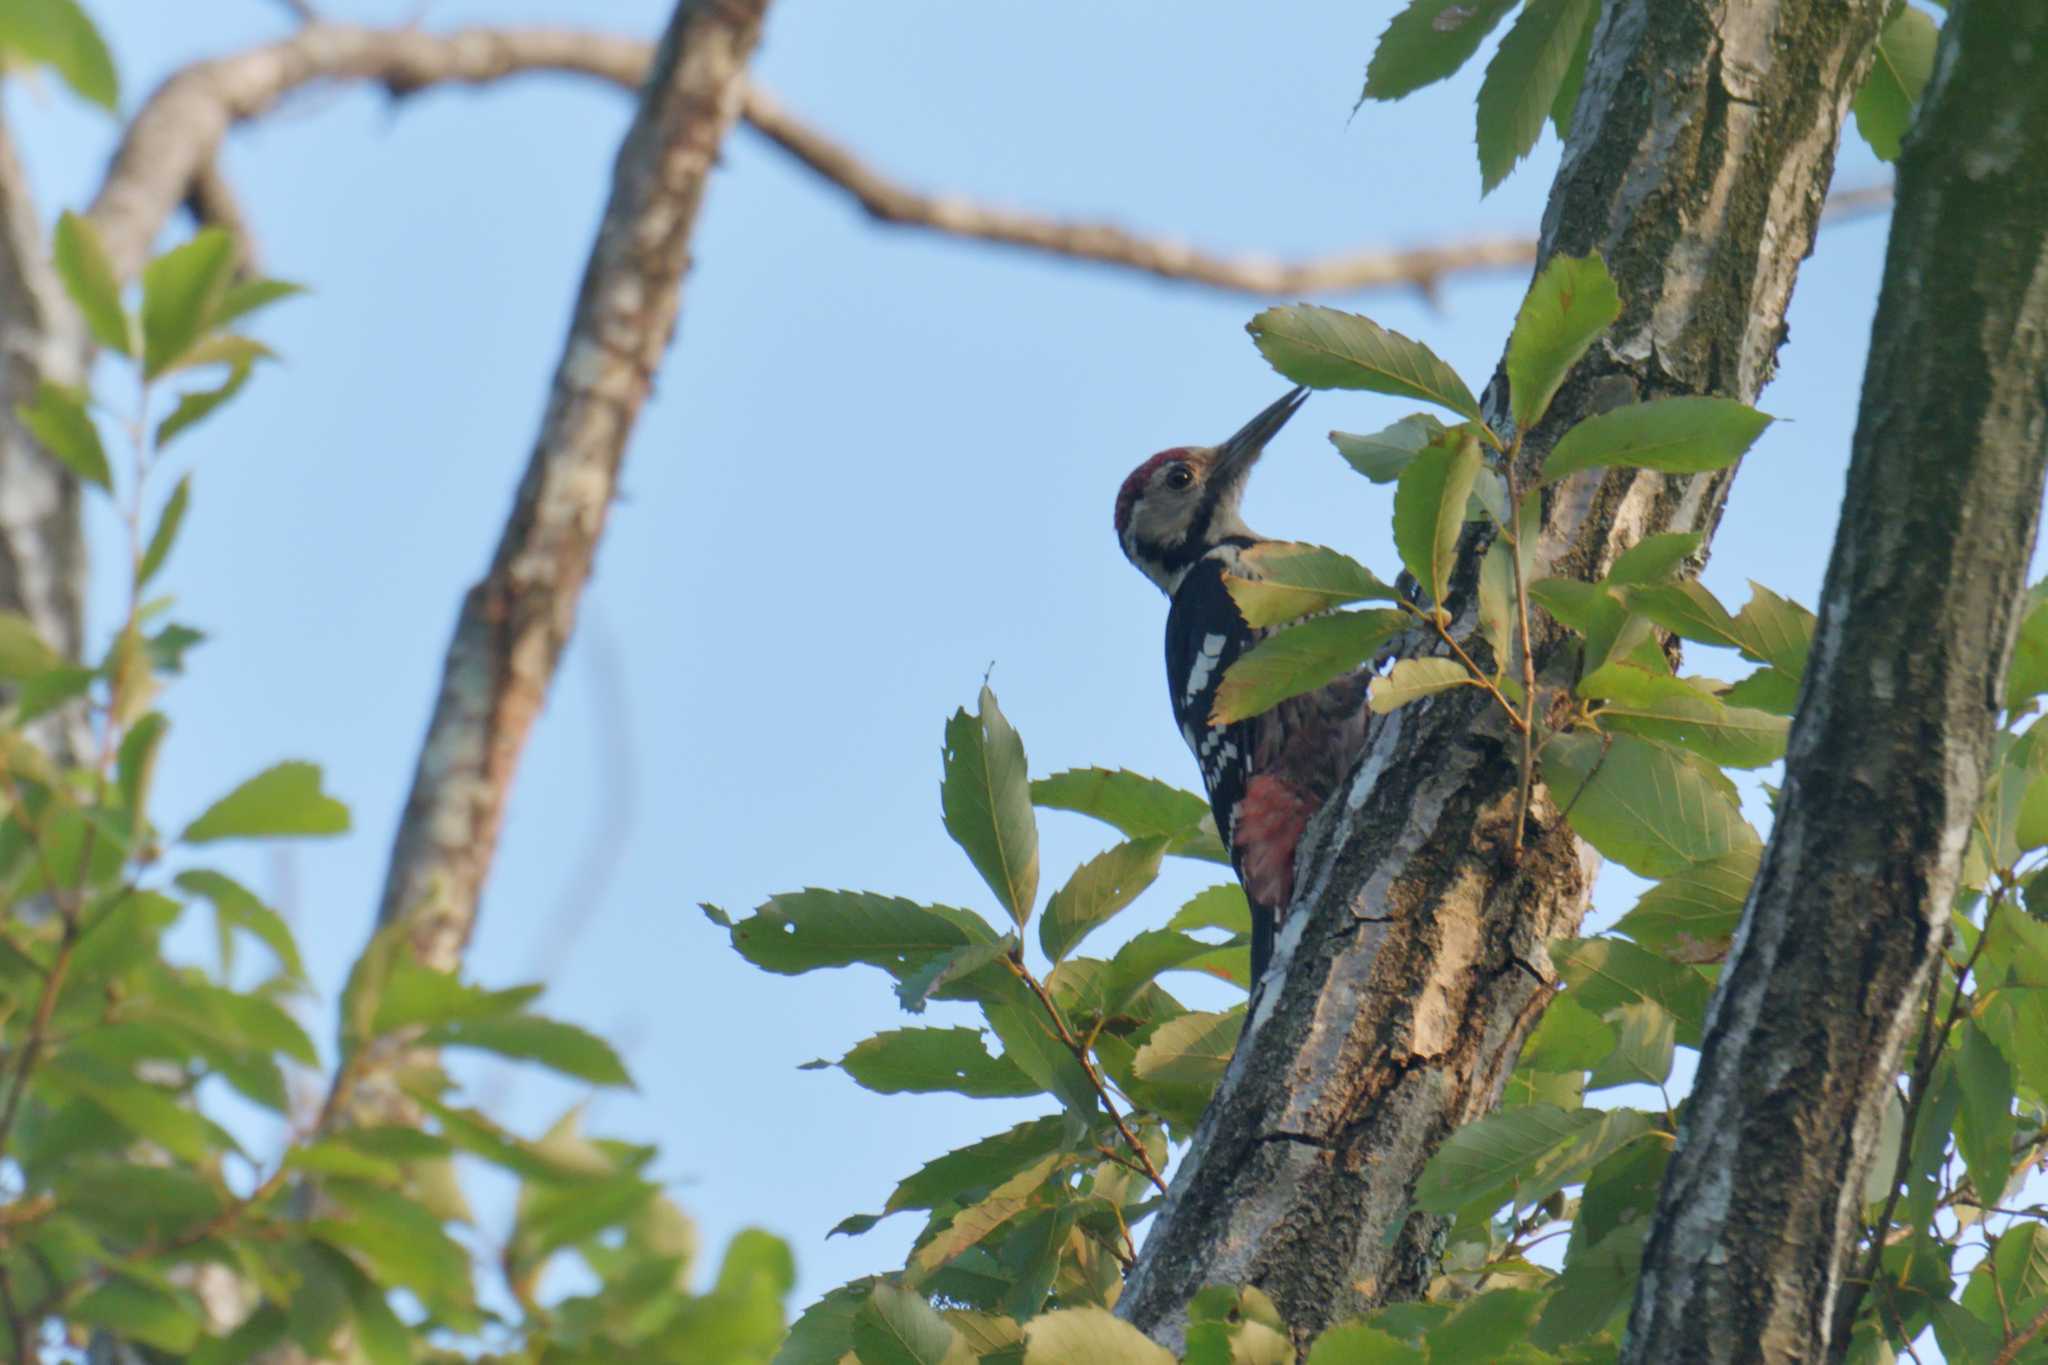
[1164,465,1193,490]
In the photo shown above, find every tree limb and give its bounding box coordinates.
[1625,0,2048,1356]
[1115,0,1890,1347]
[369,0,771,991]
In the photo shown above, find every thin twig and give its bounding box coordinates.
[1406,601,1528,733]
[1996,1299,2048,1365]
[1009,957,1168,1196]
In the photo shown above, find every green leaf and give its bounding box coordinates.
[1362,0,1518,100]
[1168,883,1251,936]
[1211,608,1406,724]
[136,473,192,587]
[1585,1001,1676,1089]
[1394,425,1484,608]
[1331,412,1448,483]
[157,363,253,450]
[1507,253,1620,427]
[176,868,307,980]
[1248,304,1482,422]
[1730,582,1815,679]
[1612,847,1757,961]
[1953,1020,2017,1206]
[72,1274,202,1354]
[1542,731,1759,878]
[725,890,994,979]
[1306,1321,1427,1363]
[1578,662,1789,768]
[429,1012,633,1087]
[978,974,1099,1114]
[1533,1225,1643,1347]
[1544,397,1774,480]
[2005,584,2048,708]
[1478,537,1516,670]
[1030,767,1225,862]
[1427,1288,1548,1362]
[54,211,130,353]
[1549,1,1595,138]
[1476,0,1600,193]
[336,1256,413,1365]
[831,1027,1037,1098]
[855,1282,964,1365]
[1414,1104,1654,1217]
[141,229,238,379]
[0,610,62,679]
[911,1153,1063,1276]
[17,380,110,489]
[1023,1307,1176,1364]
[1368,657,1474,714]
[1608,532,1702,587]
[315,1181,475,1313]
[1518,995,1615,1071]
[884,1116,1075,1216]
[1133,1007,1240,1091]
[942,686,1040,928]
[1224,541,1399,627]
[1552,936,1714,1046]
[780,1282,870,1365]
[214,277,307,329]
[0,0,118,109]
[182,760,349,842]
[38,1057,237,1163]
[1040,837,1166,963]
[1852,4,1939,161]
[897,938,1012,1013]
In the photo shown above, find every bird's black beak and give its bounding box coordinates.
[1212,386,1309,490]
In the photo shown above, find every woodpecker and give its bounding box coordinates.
[1115,387,1372,988]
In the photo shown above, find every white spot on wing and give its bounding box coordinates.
[1183,632,1227,708]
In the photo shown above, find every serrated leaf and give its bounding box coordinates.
[1586,1000,1676,1089]
[897,938,1012,1013]
[1030,767,1225,862]
[17,380,110,489]
[1552,936,1714,1046]
[1731,581,1815,679]
[1626,577,1743,650]
[1549,0,1594,137]
[834,1027,1037,1098]
[182,760,349,842]
[1211,608,1405,724]
[1532,1224,1643,1348]
[1507,253,1620,427]
[1249,305,1482,422]
[855,1282,965,1365]
[1368,656,1474,714]
[1613,847,1757,961]
[0,0,118,109]
[1476,0,1600,192]
[135,473,192,589]
[1168,883,1252,935]
[885,1116,1075,1216]
[1544,396,1773,480]
[1040,837,1166,962]
[1331,412,1448,483]
[1023,1307,1176,1364]
[1543,730,1759,878]
[1225,541,1399,627]
[1415,1103,1655,1217]
[1852,4,1939,161]
[429,1012,633,1087]
[943,686,1039,927]
[1306,1321,1427,1363]
[1608,532,1702,586]
[1518,995,1614,1071]
[1953,1020,2016,1206]
[1362,0,1518,100]
[157,362,252,451]
[1133,1007,1240,1090]
[979,973,1099,1114]
[54,211,129,353]
[1579,662,1788,768]
[912,1153,1063,1276]
[726,890,995,978]
[1428,1287,1549,1361]
[1394,426,1484,608]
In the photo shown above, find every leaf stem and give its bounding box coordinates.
[1501,443,1539,858]
[1008,957,1168,1196]
[1403,600,1527,733]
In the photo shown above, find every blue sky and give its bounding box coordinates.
[7,0,1906,1311]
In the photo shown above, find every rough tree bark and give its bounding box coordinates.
[1622,4,2048,1360]
[1118,0,1889,1346]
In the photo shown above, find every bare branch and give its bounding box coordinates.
[181,157,262,276]
[87,24,651,278]
[371,0,771,987]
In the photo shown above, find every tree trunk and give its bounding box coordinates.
[1621,3,2048,1360]
[1118,0,1888,1346]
